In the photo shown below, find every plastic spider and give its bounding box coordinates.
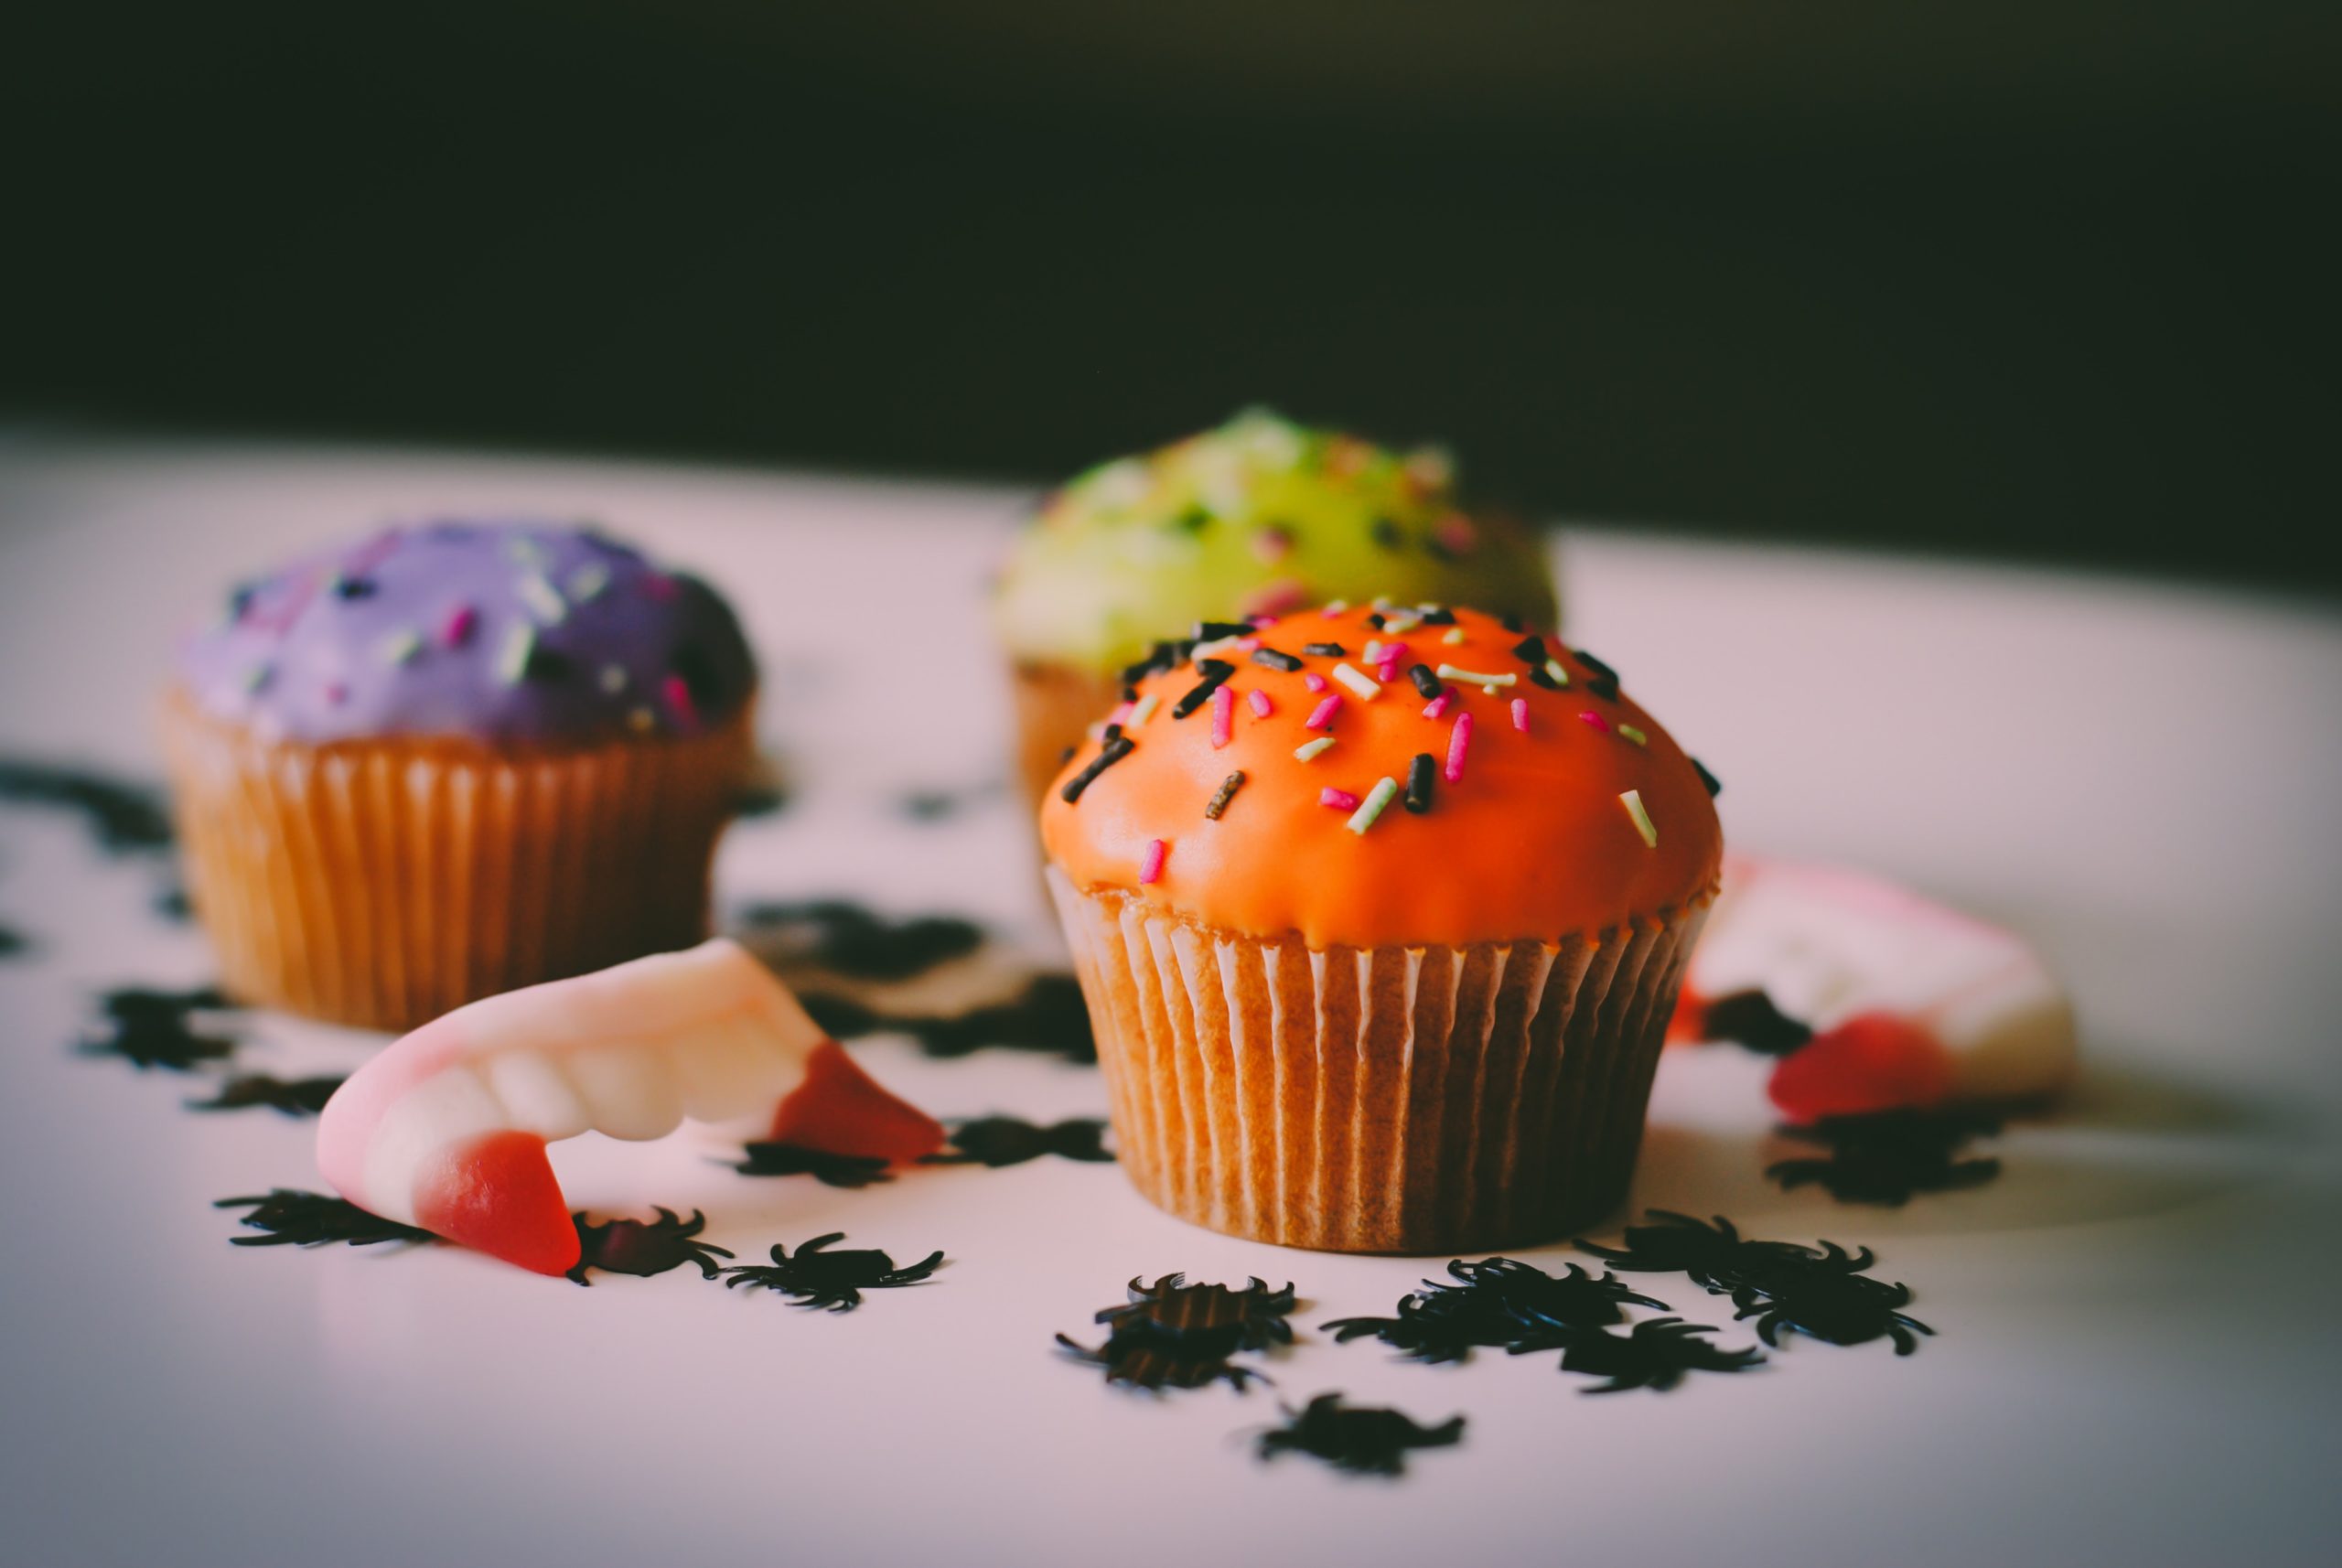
[1578,1210,1872,1295]
[567,1208,735,1285]
[188,1073,344,1117]
[1733,1276,1933,1354]
[730,1140,894,1187]
[1326,1259,1665,1363]
[217,1189,435,1249]
[720,1232,943,1310]
[1767,1108,2004,1205]
[1544,1317,1766,1393]
[79,985,241,1072]
[1058,1275,1295,1391]
[1258,1394,1465,1477]
[924,1115,1114,1168]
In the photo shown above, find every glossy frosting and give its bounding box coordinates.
[175,519,755,746]
[993,410,1559,672]
[1040,605,1722,949]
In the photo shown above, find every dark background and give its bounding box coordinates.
[8,3,2338,593]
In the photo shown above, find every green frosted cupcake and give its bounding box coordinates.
[994,409,1561,815]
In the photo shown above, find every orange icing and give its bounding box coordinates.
[1039,605,1723,949]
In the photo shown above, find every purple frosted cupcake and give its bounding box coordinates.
[162,519,757,1029]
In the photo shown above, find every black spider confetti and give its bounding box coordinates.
[0,922,26,960]
[1733,1275,1933,1355]
[1576,1210,1869,1296]
[721,1232,944,1311]
[1057,1274,1296,1391]
[730,1141,895,1187]
[188,1073,344,1116]
[79,984,242,1072]
[0,757,175,854]
[1258,1394,1465,1477]
[803,973,1096,1063]
[1692,988,1812,1056]
[568,1208,735,1285]
[737,898,983,981]
[1537,1317,1766,1393]
[925,1116,1114,1168]
[1325,1258,1668,1364]
[1767,1109,2004,1205]
[217,1190,435,1249]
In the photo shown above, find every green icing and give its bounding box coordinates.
[994,410,1560,671]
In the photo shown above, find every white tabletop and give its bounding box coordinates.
[3,439,2337,1568]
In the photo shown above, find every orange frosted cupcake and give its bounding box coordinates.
[1040,603,1722,1251]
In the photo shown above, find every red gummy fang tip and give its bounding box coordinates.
[768,1040,946,1163]
[414,1130,579,1276]
[1768,1012,1954,1123]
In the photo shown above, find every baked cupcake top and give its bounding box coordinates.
[993,410,1559,674]
[175,520,756,746]
[1039,603,1722,949]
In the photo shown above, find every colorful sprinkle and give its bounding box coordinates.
[1404,753,1436,814]
[440,603,478,648]
[1445,712,1473,783]
[1251,527,1294,564]
[1129,693,1161,726]
[1305,694,1344,730]
[1434,514,1477,554]
[1544,659,1572,687]
[1107,701,1134,725]
[1140,839,1168,884]
[566,561,612,603]
[1617,723,1649,746]
[1319,787,1359,811]
[1382,611,1422,636]
[516,572,567,626]
[628,706,656,732]
[599,664,629,693]
[1510,697,1530,732]
[1331,662,1380,702]
[1241,579,1310,618]
[661,673,698,729]
[1294,736,1337,762]
[1060,736,1137,802]
[1422,690,1455,720]
[1209,685,1235,748]
[496,624,536,685]
[1304,642,1347,658]
[240,664,273,695]
[1346,777,1400,835]
[1408,663,1443,700]
[324,681,349,705]
[1442,627,1467,646]
[1320,600,1349,617]
[1578,710,1611,734]
[377,628,422,666]
[503,535,550,568]
[1206,772,1246,820]
[1436,663,1518,690]
[1621,789,1659,848]
[1304,672,1329,693]
[1248,688,1273,717]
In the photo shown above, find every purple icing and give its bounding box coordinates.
[176,520,756,746]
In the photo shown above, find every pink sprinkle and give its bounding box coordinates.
[1445,711,1474,784]
[1248,614,1280,629]
[1320,603,1346,618]
[1305,694,1343,730]
[1376,655,1403,683]
[1578,709,1611,734]
[325,682,349,705]
[1423,691,1454,720]
[1235,636,1262,652]
[1378,640,1412,667]
[1241,578,1310,618]
[1248,688,1273,717]
[641,573,680,602]
[1250,528,1294,564]
[1319,787,1360,811]
[1107,701,1134,725]
[441,603,478,648]
[661,673,698,730]
[1511,697,1531,732]
[1140,838,1168,885]
[1435,513,1477,554]
[1304,672,1329,693]
[1209,684,1235,748]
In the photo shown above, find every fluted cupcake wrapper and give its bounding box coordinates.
[159,691,753,1032]
[1047,867,1705,1253]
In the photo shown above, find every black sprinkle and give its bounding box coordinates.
[1303,642,1346,658]
[730,1141,894,1188]
[1195,620,1254,641]
[1692,757,1723,797]
[1407,664,1443,700]
[1205,770,1247,821]
[1585,673,1620,703]
[217,1190,435,1250]
[1259,1394,1464,1477]
[331,575,376,600]
[1767,1110,2004,1207]
[1370,518,1403,550]
[1172,660,1236,718]
[924,1116,1114,1167]
[1499,614,1525,633]
[1509,634,1547,664]
[1421,607,1456,625]
[1060,736,1136,802]
[1365,612,1388,630]
[1058,746,1078,765]
[568,1208,733,1284]
[1404,754,1435,814]
[1252,648,1304,673]
[1573,648,1620,682]
[188,1073,344,1117]
[1528,667,1563,691]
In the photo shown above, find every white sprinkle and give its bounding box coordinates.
[628,706,657,733]
[1322,598,1349,614]
[566,561,612,603]
[1437,663,1518,689]
[1544,658,1572,687]
[1331,662,1381,701]
[1617,723,1649,746]
[1191,636,1248,663]
[496,624,535,685]
[599,664,628,693]
[1294,736,1337,762]
[1442,627,1467,645]
[1620,789,1659,847]
[516,572,566,626]
[1129,693,1161,726]
[1382,610,1422,635]
[377,628,422,666]
[1346,777,1400,835]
